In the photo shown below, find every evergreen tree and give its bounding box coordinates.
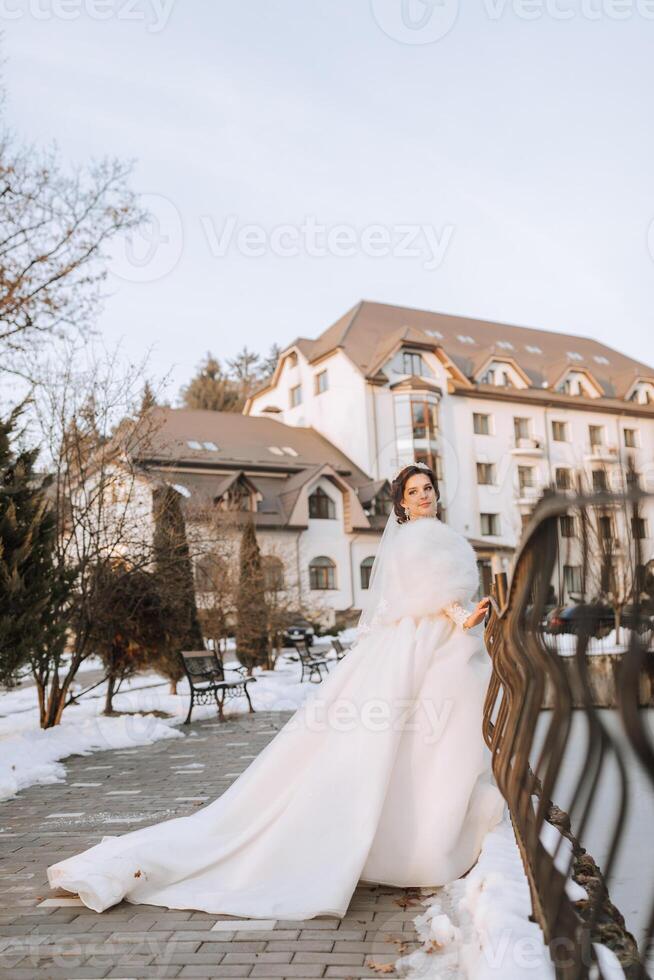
[0,410,68,688]
[152,484,204,692]
[88,560,170,713]
[180,352,242,412]
[235,519,268,674]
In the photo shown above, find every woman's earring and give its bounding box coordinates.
[404,506,410,519]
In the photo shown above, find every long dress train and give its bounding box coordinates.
[47,516,506,919]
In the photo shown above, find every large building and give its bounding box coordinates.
[245,300,654,597]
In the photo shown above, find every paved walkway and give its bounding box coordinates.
[0,710,423,979]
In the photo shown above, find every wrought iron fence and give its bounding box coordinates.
[482,485,653,979]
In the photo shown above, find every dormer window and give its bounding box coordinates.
[554,369,601,398]
[627,380,654,405]
[216,479,255,513]
[477,359,526,389]
[402,351,424,376]
[308,486,336,520]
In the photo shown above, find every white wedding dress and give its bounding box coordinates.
[47,514,505,919]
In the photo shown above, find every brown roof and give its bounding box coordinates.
[137,407,370,484]
[277,300,653,400]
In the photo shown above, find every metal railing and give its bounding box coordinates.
[482,486,653,979]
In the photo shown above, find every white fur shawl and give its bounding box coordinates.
[374,517,480,627]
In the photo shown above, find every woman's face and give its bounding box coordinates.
[401,473,438,520]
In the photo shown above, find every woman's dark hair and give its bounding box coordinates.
[391,464,440,524]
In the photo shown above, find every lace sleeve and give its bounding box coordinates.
[442,601,471,630]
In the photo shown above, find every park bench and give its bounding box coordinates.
[330,637,350,661]
[180,650,256,724]
[290,638,330,683]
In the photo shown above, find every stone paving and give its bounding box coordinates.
[0,710,424,979]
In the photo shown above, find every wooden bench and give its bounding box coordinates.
[180,650,256,724]
[289,639,330,683]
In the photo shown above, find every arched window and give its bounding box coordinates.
[309,556,336,590]
[360,556,375,590]
[262,555,285,592]
[308,486,336,520]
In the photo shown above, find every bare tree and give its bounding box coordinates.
[0,127,145,374]
[28,342,165,726]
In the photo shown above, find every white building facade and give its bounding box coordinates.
[246,301,654,602]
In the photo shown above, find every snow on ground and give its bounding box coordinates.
[396,815,625,979]
[0,649,329,802]
[545,628,641,657]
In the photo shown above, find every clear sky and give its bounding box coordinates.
[5,0,654,399]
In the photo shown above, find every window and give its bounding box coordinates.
[567,351,583,362]
[370,490,392,516]
[555,468,572,490]
[513,417,531,441]
[518,466,534,491]
[598,514,613,541]
[187,440,202,450]
[457,334,475,344]
[632,517,647,539]
[402,351,424,375]
[308,487,336,519]
[480,513,500,536]
[411,398,438,439]
[314,370,328,395]
[309,556,336,590]
[552,420,568,442]
[282,446,298,456]
[480,369,495,385]
[360,556,375,590]
[290,384,302,408]
[268,445,284,455]
[560,515,575,538]
[497,340,514,350]
[594,355,610,365]
[202,441,218,451]
[426,329,444,339]
[592,470,608,492]
[262,556,285,591]
[414,448,442,477]
[588,425,604,447]
[473,413,491,435]
[563,565,582,594]
[526,344,543,354]
[476,462,495,485]
[623,428,637,448]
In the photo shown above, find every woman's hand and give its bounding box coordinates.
[464,597,491,630]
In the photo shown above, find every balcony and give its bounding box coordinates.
[584,444,619,464]
[515,484,541,507]
[510,437,544,457]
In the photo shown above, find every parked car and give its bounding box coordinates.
[545,603,614,638]
[283,619,315,647]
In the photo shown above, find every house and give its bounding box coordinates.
[120,407,390,628]
[245,300,654,600]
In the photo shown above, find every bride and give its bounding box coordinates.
[47,461,505,919]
